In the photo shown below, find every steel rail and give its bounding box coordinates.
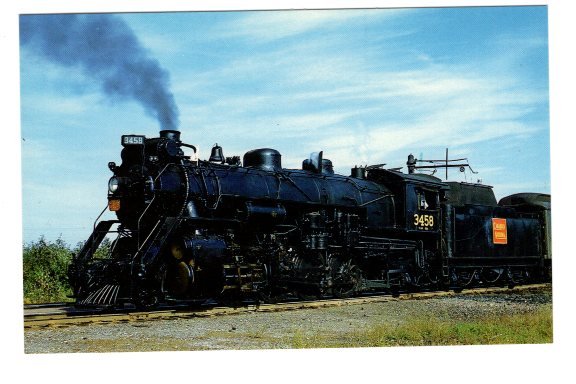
[24,283,550,329]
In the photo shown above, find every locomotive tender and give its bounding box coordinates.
[68,130,551,308]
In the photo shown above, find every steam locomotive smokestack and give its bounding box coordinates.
[20,14,179,130]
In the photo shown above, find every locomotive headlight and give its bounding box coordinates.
[108,177,120,193]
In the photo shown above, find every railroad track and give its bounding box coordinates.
[24,283,550,329]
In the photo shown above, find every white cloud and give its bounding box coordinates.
[178,47,546,174]
[223,9,404,42]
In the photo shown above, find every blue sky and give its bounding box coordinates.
[19,6,550,246]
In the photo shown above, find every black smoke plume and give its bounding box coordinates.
[20,14,179,130]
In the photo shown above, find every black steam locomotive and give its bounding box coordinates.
[68,130,551,308]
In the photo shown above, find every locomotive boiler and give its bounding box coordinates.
[68,130,551,308]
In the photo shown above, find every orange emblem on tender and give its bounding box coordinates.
[492,218,507,244]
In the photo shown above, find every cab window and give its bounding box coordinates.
[416,189,438,210]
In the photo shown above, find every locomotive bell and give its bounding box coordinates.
[209,143,225,163]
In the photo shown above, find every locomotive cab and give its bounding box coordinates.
[367,168,446,234]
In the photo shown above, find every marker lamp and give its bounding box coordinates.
[108,199,121,212]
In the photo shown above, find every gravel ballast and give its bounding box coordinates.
[24,288,552,353]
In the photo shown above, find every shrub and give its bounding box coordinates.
[23,236,114,304]
[23,237,74,304]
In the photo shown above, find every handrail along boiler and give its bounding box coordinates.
[68,130,551,308]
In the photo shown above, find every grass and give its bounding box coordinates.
[289,305,553,348]
[26,304,552,353]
